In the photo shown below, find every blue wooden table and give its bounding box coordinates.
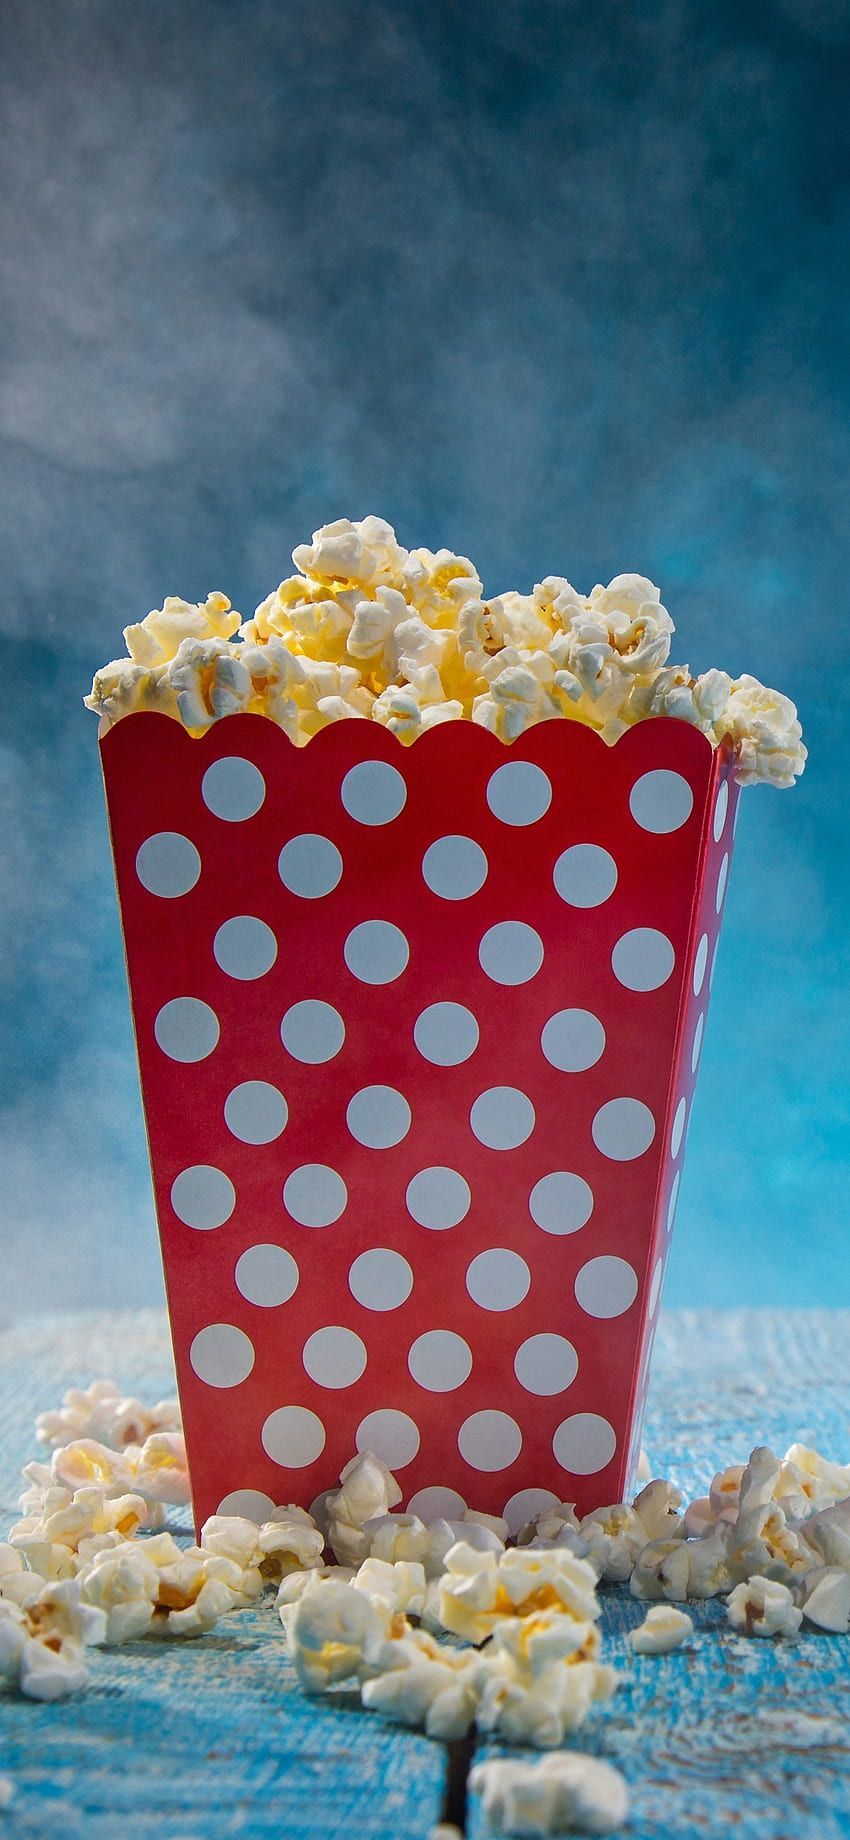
[3,1309,850,1838]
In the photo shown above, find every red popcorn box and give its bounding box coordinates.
[100,711,738,1530]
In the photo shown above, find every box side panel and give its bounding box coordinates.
[102,711,723,1525]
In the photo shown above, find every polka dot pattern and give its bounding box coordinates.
[102,715,738,1525]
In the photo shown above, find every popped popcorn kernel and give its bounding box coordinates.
[726,1574,802,1638]
[629,1604,694,1654]
[470,1752,629,1836]
[438,1542,601,1646]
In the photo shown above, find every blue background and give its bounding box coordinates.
[1,0,847,1315]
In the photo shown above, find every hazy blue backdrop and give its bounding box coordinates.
[1,0,848,1316]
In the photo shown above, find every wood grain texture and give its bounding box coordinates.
[2,1309,850,1838]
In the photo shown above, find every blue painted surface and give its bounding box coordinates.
[3,1308,850,1836]
[0,1,848,1314]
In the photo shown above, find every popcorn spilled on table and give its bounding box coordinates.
[5,1379,850,1833]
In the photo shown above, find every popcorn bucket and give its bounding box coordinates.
[100,711,737,1530]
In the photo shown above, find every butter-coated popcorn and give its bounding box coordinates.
[87,517,805,788]
[726,1574,802,1638]
[123,592,240,667]
[629,1604,694,1654]
[437,1542,600,1646]
[292,516,408,592]
[470,1753,629,1837]
[476,1651,617,1749]
[285,1577,397,1692]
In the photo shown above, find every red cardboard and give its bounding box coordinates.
[100,712,738,1530]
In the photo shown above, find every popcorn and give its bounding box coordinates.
[86,519,805,788]
[285,1577,397,1692]
[802,1567,850,1633]
[422,1516,506,1580]
[726,1575,802,1638]
[123,592,241,667]
[437,1542,600,1645]
[0,1546,44,1612]
[718,675,807,789]
[292,516,408,591]
[0,1579,106,1702]
[356,1512,430,1567]
[78,1546,161,1643]
[324,1453,403,1566]
[36,1380,181,1453]
[353,1557,427,1617]
[630,1538,691,1602]
[361,1626,482,1740]
[470,1753,629,1837]
[200,1508,324,1582]
[579,1505,647,1582]
[476,1650,617,1749]
[629,1605,694,1654]
[9,1483,150,1580]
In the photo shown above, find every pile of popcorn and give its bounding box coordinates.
[85,515,806,789]
[6,1381,850,1834]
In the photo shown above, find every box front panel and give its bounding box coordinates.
[102,711,726,1526]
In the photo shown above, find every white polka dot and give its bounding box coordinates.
[213,916,277,981]
[190,1323,255,1389]
[346,1085,411,1149]
[713,779,729,843]
[340,760,407,825]
[458,1410,522,1472]
[502,1489,560,1536]
[612,928,675,993]
[514,1334,578,1396]
[529,1172,594,1236]
[281,1000,345,1064]
[540,1009,605,1073]
[202,756,266,822]
[414,1003,479,1067]
[733,794,742,838]
[408,1330,473,1393]
[690,1012,705,1074]
[466,1248,531,1311]
[344,920,409,985]
[478,921,544,986]
[670,1097,687,1159]
[262,1405,326,1467]
[356,1409,420,1469]
[407,1486,467,1521]
[630,769,694,834]
[487,760,553,826]
[553,844,618,908]
[235,1244,299,1307]
[422,835,488,900]
[224,1081,288,1145]
[349,1248,413,1311]
[135,832,200,898]
[405,1167,471,1231]
[592,1098,656,1161]
[470,1087,535,1150]
[283,1164,347,1228]
[575,1255,639,1319]
[154,997,220,1063]
[716,852,729,913]
[171,1165,235,1231]
[216,1488,276,1522]
[693,933,709,996]
[278,834,343,899]
[649,1257,663,1317]
[302,1326,367,1389]
[666,1170,681,1234]
[709,938,720,992]
[553,1413,617,1475]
